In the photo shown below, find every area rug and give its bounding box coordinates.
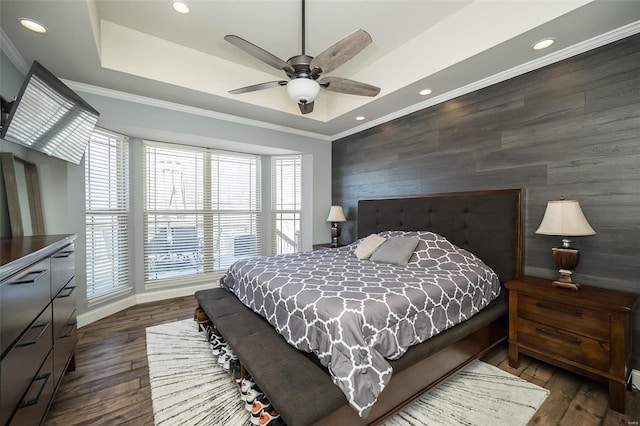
[147,319,549,426]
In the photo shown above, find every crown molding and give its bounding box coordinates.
[63,80,332,142]
[0,26,29,75]
[330,20,640,142]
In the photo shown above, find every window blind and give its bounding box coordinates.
[272,155,301,254]
[143,141,261,286]
[85,128,131,302]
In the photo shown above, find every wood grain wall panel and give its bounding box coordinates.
[419,165,547,195]
[522,45,639,101]
[515,92,586,126]
[501,104,640,149]
[332,34,640,351]
[547,154,640,185]
[585,74,640,113]
[395,154,478,178]
[436,127,502,152]
[477,129,639,171]
[334,156,400,177]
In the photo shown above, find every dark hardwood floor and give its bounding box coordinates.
[45,296,195,426]
[45,296,640,425]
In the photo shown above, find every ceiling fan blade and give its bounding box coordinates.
[299,101,314,114]
[229,81,287,95]
[319,76,380,97]
[310,29,372,74]
[225,35,295,74]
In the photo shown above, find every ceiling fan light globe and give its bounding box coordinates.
[287,78,320,104]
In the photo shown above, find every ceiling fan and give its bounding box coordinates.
[225,0,381,114]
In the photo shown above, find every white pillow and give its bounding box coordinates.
[354,234,386,260]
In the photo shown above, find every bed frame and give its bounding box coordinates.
[195,188,523,426]
[321,188,523,424]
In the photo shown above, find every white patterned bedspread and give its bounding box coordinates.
[220,232,501,418]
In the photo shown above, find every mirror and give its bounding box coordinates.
[1,152,44,236]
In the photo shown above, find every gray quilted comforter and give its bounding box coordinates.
[220,232,501,418]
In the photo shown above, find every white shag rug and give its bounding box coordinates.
[147,319,548,426]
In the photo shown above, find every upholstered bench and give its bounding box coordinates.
[194,288,508,426]
[194,288,347,426]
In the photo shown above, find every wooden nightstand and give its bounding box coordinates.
[312,243,344,250]
[506,276,638,413]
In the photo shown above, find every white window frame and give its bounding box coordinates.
[272,155,302,255]
[143,141,261,288]
[85,128,131,304]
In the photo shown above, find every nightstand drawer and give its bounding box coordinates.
[518,294,611,341]
[517,317,609,372]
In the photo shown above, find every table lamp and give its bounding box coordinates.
[326,206,347,248]
[535,199,596,290]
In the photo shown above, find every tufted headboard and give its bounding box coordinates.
[357,189,523,284]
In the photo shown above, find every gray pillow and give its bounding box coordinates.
[369,236,420,266]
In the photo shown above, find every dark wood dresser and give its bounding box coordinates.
[506,275,638,413]
[0,234,77,425]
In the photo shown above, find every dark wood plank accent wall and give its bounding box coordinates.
[332,34,640,351]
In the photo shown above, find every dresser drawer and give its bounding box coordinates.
[9,349,55,426]
[1,259,51,355]
[53,278,76,340]
[517,317,609,372]
[51,244,75,297]
[518,294,610,341]
[1,305,53,425]
[53,310,77,386]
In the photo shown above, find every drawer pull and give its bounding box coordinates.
[60,322,77,339]
[16,322,50,347]
[57,286,76,298]
[20,373,51,407]
[535,327,582,346]
[535,302,583,317]
[53,250,74,258]
[12,270,47,285]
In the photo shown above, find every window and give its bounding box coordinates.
[272,155,301,254]
[143,141,261,286]
[85,129,130,302]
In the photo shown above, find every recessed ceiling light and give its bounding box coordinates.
[173,1,190,14]
[355,116,365,121]
[419,89,432,96]
[19,18,47,34]
[532,38,555,51]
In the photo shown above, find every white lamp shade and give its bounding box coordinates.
[326,206,347,222]
[287,78,320,104]
[535,200,596,236]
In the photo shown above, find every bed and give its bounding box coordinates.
[195,188,523,425]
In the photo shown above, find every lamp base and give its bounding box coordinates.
[553,281,580,290]
[330,223,341,248]
[552,276,580,291]
[551,247,580,291]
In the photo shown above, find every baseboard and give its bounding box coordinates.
[77,295,137,328]
[77,283,219,328]
[136,282,217,304]
[632,369,640,392]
